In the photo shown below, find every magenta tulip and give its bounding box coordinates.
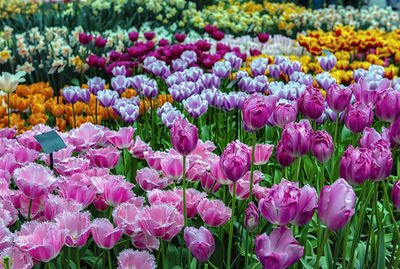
[244,202,259,232]
[375,88,400,122]
[242,94,277,130]
[220,141,251,182]
[275,140,295,167]
[255,226,304,269]
[310,130,334,163]
[56,212,91,247]
[339,145,372,185]
[390,117,400,146]
[197,199,231,226]
[86,146,120,169]
[326,84,352,113]
[290,185,318,226]
[272,99,298,128]
[369,143,393,181]
[91,218,123,249]
[170,117,198,156]
[281,119,312,158]
[106,126,136,149]
[253,143,274,165]
[299,86,325,120]
[392,180,400,211]
[344,102,373,134]
[318,178,355,231]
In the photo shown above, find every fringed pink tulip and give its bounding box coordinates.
[131,231,160,251]
[253,143,274,165]
[66,122,105,152]
[43,194,82,221]
[57,180,96,208]
[197,199,231,226]
[103,177,135,207]
[56,211,91,247]
[136,168,172,191]
[0,220,12,252]
[106,126,136,149]
[55,157,90,177]
[117,249,156,269]
[175,188,207,219]
[15,221,66,262]
[87,146,120,169]
[113,202,141,236]
[129,136,150,159]
[0,247,33,269]
[91,218,123,249]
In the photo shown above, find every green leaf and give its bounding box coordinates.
[190,258,197,269]
[71,78,80,86]
[227,77,241,89]
[201,125,210,141]
[165,244,180,268]
[81,256,99,267]
[300,258,314,269]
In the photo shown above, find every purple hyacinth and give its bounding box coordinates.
[111,75,130,94]
[183,94,208,118]
[88,77,105,95]
[96,89,119,107]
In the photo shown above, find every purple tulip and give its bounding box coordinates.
[318,178,355,231]
[310,130,334,163]
[359,127,390,149]
[267,64,281,79]
[259,179,299,225]
[170,117,198,156]
[143,32,155,40]
[290,185,318,226]
[78,88,91,103]
[375,88,400,122]
[272,100,298,128]
[111,75,130,94]
[128,32,139,42]
[96,90,119,107]
[181,51,197,66]
[212,61,232,79]
[255,226,304,269]
[315,73,336,91]
[344,102,373,134]
[392,180,400,211]
[78,33,92,45]
[369,143,393,181]
[172,59,188,72]
[88,77,105,95]
[120,104,139,124]
[280,61,301,76]
[112,66,127,77]
[184,226,215,262]
[142,80,158,99]
[253,76,269,93]
[183,94,208,118]
[275,140,295,167]
[220,141,251,182]
[339,145,372,185]
[162,110,184,129]
[281,119,312,158]
[250,58,268,77]
[185,67,203,82]
[244,202,259,232]
[257,33,270,43]
[200,74,220,89]
[223,52,243,70]
[174,33,186,43]
[299,86,325,120]
[94,36,107,48]
[62,86,79,104]
[317,54,337,71]
[242,94,277,131]
[326,84,352,113]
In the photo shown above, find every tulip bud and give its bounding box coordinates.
[339,145,372,185]
[170,118,198,156]
[242,94,277,131]
[392,180,400,211]
[220,141,251,182]
[299,86,325,120]
[275,140,295,167]
[344,102,373,134]
[318,178,356,231]
[326,84,352,113]
[310,130,334,163]
[281,119,312,158]
[244,202,259,232]
[255,226,303,269]
[184,226,215,262]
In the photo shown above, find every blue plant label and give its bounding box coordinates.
[34,131,66,154]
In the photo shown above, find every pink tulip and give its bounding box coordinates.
[56,211,91,247]
[117,249,156,269]
[200,172,222,193]
[87,146,120,169]
[310,130,334,163]
[91,218,123,249]
[93,194,108,211]
[66,122,105,152]
[0,127,17,139]
[11,144,38,164]
[197,199,231,226]
[290,185,318,226]
[175,188,207,219]
[147,189,181,207]
[57,180,96,208]
[344,102,373,134]
[210,157,230,184]
[275,140,295,167]
[0,220,12,252]
[85,167,110,177]
[318,178,356,231]
[137,205,184,241]
[170,117,199,156]
[220,141,251,182]
[106,126,136,149]
[0,199,18,226]
[228,178,252,200]
[13,163,57,198]
[103,177,135,207]
[242,94,277,130]
[185,156,209,183]
[359,127,390,150]
[259,179,299,225]
[129,136,150,159]
[113,202,141,236]
[281,119,312,158]
[253,143,274,165]
[15,221,66,262]
[161,154,186,180]
[136,168,172,191]
[0,154,19,177]
[43,194,82,221]
[255,226,304,269]
[0,246,33,269]
[392,180,400,211]
[18,194,47,220]
[131,231,160,251]
[184,226,215,262]
[244,202,259,232]
[55,157,90,177]
[144,149,167,171]
[40,144,75,165]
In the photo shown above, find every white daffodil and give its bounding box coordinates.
[0,71,26,94]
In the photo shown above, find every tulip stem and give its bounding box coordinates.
[295,157,302,181]
[331,115,339,180]
[320,164,324,192]
[347,181,374,269]
[341,222,350,268]
[182,156,187,228]
[244,230,249,269]
[46,262,51,269]
[314,229,330,269]
[76,247,80,269]
[122,149,126,178]
[68,247,71,269]
[248,131,256,203]
[95,98,98,124]
[72,103,76,129]
[206,260,218,269]
[160,239,166,269]
[27,198,33,221]
[7,93,10,128]
[227,181,236,269]
[87,103,96,124]
[107,249,112,269]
